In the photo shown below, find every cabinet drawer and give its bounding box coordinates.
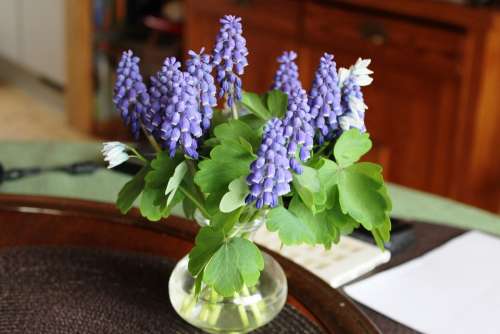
[187,0,301,36]
[304,3,464,61]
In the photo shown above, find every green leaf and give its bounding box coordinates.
[232,238,264,287]
[195,141,254,194]
[292,166,320,209]
[210,207,244,235]
[203,243,242,297]
[238,137,254,154]
[372,216,391,250]
[348,162,393,212]
[317,159,339,209]
[116,165,149,214]
[203,238,264,296]
[214,119,260,149]
[182,196,196,219]
[140,187,169,221]
[194,271,204,297]
[239,114,266,131]
[266,206,315,245]
[288,196,339,249]
[326,195,360,235]
[219,176,249,213]
[205,191,226,216]
[241,91,271,120]
[165,161,188,205]
[140,152,183,221]
[266,90,288,118]
[188,226,225,276]
[145,151,179,188]
[334,129,372,167]
[338,164,390,230]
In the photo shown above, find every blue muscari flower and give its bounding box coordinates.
[283,87,315,173]
[212,15,248,107]
[145,57,203,159]
[113,50,150,139]
[245,118,293,209]
[309,53,342,144]
[272,51,301,96]
[186,48,217,132]
[338,58,373,133]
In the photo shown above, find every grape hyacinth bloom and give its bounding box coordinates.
[272,51,301,96]
[113,50,150,139]
[212,15,248,107]
[145,57,203,159]
[338,58,373,132]
[283,87,315,173]
[186,48,217,131]
[309,53,342,144]
[245,119,293,209]
[102,142,129,169]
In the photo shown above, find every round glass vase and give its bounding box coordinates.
[168,211,288,333]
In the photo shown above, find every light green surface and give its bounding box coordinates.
[1,141,499,234]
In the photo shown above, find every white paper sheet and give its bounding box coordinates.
[344,231,500,334]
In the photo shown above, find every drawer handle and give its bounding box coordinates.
[360,22,387,46]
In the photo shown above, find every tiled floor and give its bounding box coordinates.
[0,81,88,141]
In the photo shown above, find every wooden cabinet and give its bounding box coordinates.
[185,0,500,212]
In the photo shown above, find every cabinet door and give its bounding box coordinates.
[301,4,464,195]
[0,0,20,62]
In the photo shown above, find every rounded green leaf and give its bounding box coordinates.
[334,129,372,167]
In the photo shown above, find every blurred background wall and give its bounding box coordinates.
[0,0,499,212]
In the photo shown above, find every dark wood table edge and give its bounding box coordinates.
[0,194,381,334]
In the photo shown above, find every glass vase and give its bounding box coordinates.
[168,211,288,333]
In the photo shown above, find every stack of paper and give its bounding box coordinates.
[344,231,500,334]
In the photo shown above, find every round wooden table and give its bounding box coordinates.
[0,194,380,334]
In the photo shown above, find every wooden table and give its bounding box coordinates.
[0,194,380,334]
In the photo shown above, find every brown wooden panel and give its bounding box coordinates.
[303,3,464,75]
[185,0,301,37]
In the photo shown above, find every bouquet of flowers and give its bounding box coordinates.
[103,14,391,331]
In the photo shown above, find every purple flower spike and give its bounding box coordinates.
[186,48,217,132]
[212,15,248,107]
[145,57,203,159]
[338,58,373,133]
[113,50,150,139]
[245,119,293,209]
[272,51,301,96]
[309,53,341,144]
[283,87,315,173]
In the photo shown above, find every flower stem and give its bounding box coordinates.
[179,185,210,218]
[140,124,162,153]
[234,292,250,327]
[231,100,239,120]
[242,285,263,325]
[126,146,147,164]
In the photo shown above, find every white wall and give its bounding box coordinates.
[0,0,21,62]
[0,0,66,85]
